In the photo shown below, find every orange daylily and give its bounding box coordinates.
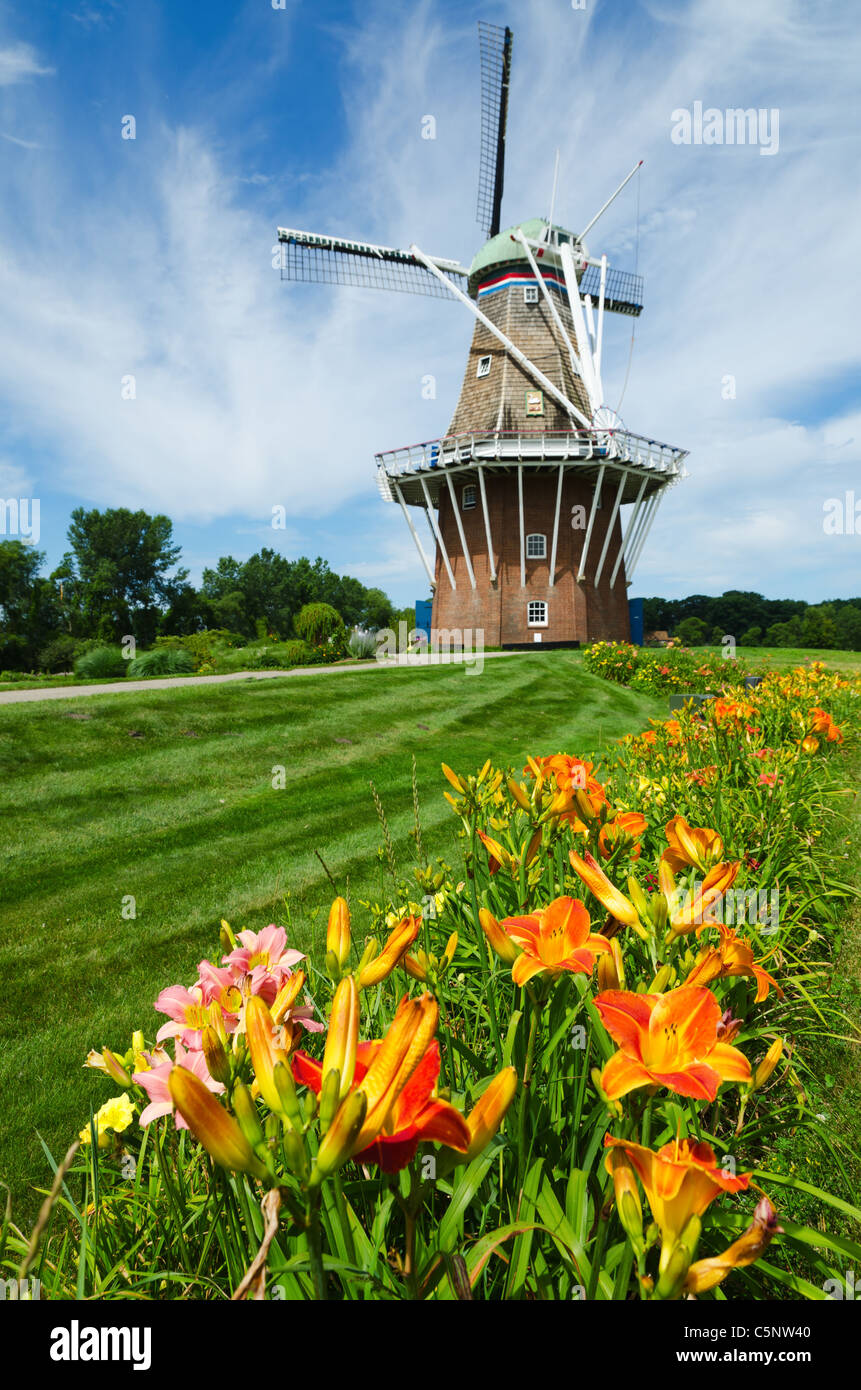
[809,707,843,743]
[598,811,647,861]
[604,1133,750,1252]
[595,985,751,1101]
[569,849,645,933]
[499,896,611,986]
[527,754,608,830]
[662,816,724,874]
[356,915,421,989]
[685,924,783,1003]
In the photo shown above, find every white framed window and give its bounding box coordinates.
[476,355,492,378]
[523,284,539,304]
[462,484,477,510]
[527,601,548,627]
[526,533,546,559]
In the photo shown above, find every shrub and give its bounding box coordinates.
[38,635,80,673]
[348,628,377,659]
[294,602,346,654]
[155,630,244,671]
[74,646,128,680]
[740,626,762,647]
[126,648,195,678]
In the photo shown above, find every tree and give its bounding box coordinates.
[65,508,186,644]
[740,626,762,647]
[675,616,709,647]
[0,541,62,669]
[835,604,861,651]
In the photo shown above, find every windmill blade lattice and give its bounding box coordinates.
[277,229,467,298]
[579,263,644,317]
[476,22,513,239]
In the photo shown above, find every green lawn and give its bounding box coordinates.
[700,645,861,673]
[0,651,663,1221]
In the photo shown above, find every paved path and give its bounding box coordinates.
[0,650,525,705]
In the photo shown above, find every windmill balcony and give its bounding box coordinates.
[375,428,688,506]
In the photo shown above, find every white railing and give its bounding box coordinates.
[374,429,687,481]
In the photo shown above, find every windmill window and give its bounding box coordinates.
[523,285,539,304]
[476,355,492,378]
[526,533,546,558]
[462,485,477,510]
[527,601,548,627]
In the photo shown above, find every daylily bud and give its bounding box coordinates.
[357,917,420,989]
[356,938,379,980]
[463,1067,518,1161]
[245,994,291,1117]
[441,763,467,794]
[168,1067,268,1179]
[684,1198,782,1294]
[201,1026,232,1087]
[272,971,305,1024]
[477,758,492,785]
[319,1067,342,1134]
[220,918,237,952]
[131,1030,145,1056]
[574,789,597,823]
[598,939,625,992]
[478,908,520,965]
[274,1061,303,1129]
[442,931,458,968]
[232,1081,266,1150]
[327,897,352,972]
[310,1089,368,1186]
[752,1038,783,1090]
[525,827,543,864]
[649,964,673,993]
[627,877,650,921]
[322,976,359,1099]
[607,1149,644,1256]
[507,778,532,812]
[282,1127,308,1179]
[403,951,429,981]
[102,1049,132,1088]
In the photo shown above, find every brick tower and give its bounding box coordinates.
[277,22,688,641]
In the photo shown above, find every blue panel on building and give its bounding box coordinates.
[415,599,433,641]
[628,597,644,646]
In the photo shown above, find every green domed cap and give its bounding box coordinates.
[467,219,578,296]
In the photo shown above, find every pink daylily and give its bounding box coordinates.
[223,925,305,1004]
[133,1041,224,1128]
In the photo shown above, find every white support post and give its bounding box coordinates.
[627,490,664,579]
[394,482,435,590]
[559,242,600,416]
[477,465,496,582]
[619,479,652,575]
[410,243,592,431]
[593,470,627,588]
[518,464,526,589]
[419,476,456,591]
[577,463,605,581]
[513,229,583,385]
[609,474,647,589]
[548,463,565,587]
[445,473,476,589]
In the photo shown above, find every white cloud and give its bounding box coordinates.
[0,42,54,85]
[0,1,859,603]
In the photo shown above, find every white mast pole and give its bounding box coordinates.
[578,160,643,242]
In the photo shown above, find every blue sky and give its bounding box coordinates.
[1,0,859,607]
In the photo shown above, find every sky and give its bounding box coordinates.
[0,0,859,607]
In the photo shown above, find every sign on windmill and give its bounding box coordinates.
[276,22,688,648]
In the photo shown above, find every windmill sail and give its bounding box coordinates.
[276,228,468,298]
[579,263,644,317]
[476,23,513,239]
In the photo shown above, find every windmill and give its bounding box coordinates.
[276,22,687,647]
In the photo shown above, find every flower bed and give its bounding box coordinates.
[584,638,751,695]
[5,664,859,1301]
